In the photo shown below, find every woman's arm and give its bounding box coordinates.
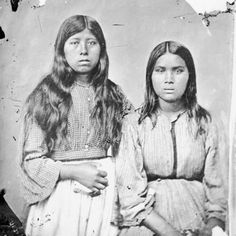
[59,162,108,193]
[21,118,108,204]
[20,118,63,204]
[201,121,227,234]
[116,114,154,226]
[143,211,182,236]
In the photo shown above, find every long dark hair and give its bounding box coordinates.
[139,41,211,133]
[25,15,125,150]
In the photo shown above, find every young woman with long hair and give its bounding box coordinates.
[116,41,226,236]
[19,15,133,236]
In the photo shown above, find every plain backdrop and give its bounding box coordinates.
[0,0,233,222]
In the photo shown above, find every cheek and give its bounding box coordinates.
[94,52,100,64]
[178,76,189,93]
[64,50,71,61]
[151,78,162,95]
[64,51,78,67]
[93,49,101,63]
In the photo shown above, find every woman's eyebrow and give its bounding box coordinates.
[70,37,97,40]
[87,37,99,41]
[154,65,165,68]
[172,66,185,69]
[69,37,80,40]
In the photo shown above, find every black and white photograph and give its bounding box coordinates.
[0,0,235,235]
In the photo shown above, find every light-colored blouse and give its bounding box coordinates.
[19,81,133,205]
[116,111,226,231]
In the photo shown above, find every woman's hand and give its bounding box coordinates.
[59,162,108,193]
[199,218,225,236]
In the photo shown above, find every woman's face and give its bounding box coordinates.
[151,52,189,104]
[64,29,101,74]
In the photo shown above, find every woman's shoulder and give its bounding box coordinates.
[193,110,223,142]
[205,114,222,136]
[107,79,134,112]
[106,79,122,93]
[122,111,141,131]
[23,75,54,122]
[107,79,128,95]
[26,76,50,100]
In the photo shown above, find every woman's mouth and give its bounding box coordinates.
[164,88,174,93]
[78,59,90,65]
[79,59,90,62]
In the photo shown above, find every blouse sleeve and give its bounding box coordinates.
[116,113,155,226]
[20,117,62,204]
[116,85,134,116]
[203,121,227,222]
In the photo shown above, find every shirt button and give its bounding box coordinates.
[88,98,91,101]
[85,144,89,149]
[87,130,90,134]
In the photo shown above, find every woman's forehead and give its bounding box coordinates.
[67,29,96,40]
[155,53,186,67]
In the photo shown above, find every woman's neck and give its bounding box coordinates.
[75,73,92,85]
[158,99,185,120]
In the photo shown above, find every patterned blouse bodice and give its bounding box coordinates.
[52,82,110,160]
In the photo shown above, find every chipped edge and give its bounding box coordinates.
[199,1,235,27]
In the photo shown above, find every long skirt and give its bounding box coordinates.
[25,157,118,236]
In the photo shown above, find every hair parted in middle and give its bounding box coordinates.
[25,15,125,150]
[139,41,211,134]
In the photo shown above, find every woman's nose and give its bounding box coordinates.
[165,71,174,83]
[79,42,88,55]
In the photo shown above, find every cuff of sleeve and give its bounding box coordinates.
[207,212,226,223]
[120,206,154,227]
[22,160,62,204]
[120,188,155,227]
[38,159,62,187]
[206,202,227,223]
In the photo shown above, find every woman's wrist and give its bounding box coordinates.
[59,164,73,180]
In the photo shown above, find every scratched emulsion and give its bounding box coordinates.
[0,0,233,230]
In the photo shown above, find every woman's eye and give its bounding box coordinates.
[88,40,97,46]
[70,41,79,45]
[155,67,165,73]
[176,68,184,74]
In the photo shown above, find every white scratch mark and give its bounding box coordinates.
[37,15,43,33]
